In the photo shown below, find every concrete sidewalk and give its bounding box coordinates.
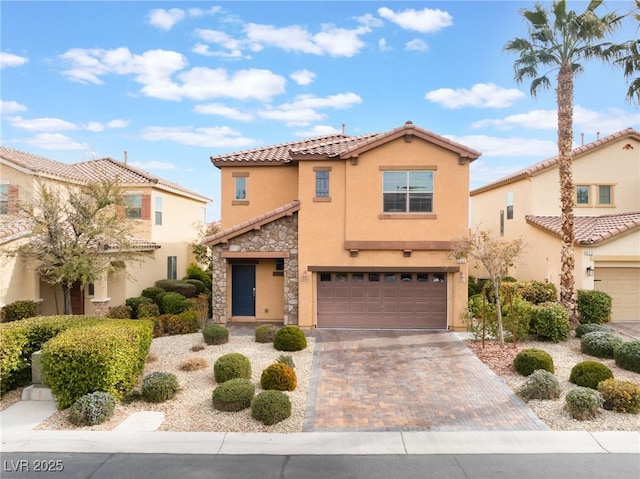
[1,400,638,455]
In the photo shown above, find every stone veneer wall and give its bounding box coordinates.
[211,213,298,325]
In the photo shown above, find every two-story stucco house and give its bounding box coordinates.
[204,121,481,330]
[470,128,640,321]
[0,147,210,316]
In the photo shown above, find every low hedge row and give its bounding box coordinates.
[0,315,104,396]
[41,319,153,409]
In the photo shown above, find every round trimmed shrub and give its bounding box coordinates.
[261,363,297,391]
[155,279,197,298]
[514,348,555,376]
[273,326,307,351]
[255,324,278,343]
[529,302,570,343]
[141,286,166,303]
[598,378,640,414]
[577,290,612,324]
[580,331,624,359]
[161,292,188,315]
[569,361,614,390]
[212,378,255,412]
[251,390,292,425]
[214,353,251,384]
[565,387,603,420]
[614,341,640,374]
[142,372,180,403]
[517,369,561,402]
[125,296,153,319]
[137,302,160,318]
[203,324,229,345]
[69,391,116,426]
[575,323,612,338]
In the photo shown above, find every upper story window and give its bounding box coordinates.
[0,184,8,214]
[382,170,433,213]
[313,167,331,201]
[235,176,246,200]
[125,194,142,218]
[200,207,207,226]
[167,256,177,280]
[575,185,590,205]
[155,196,163,225]
[506,191,514,220]
[597,184,614,206]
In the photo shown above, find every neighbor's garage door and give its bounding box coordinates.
[317,272,447,329]
[595,267,640,321]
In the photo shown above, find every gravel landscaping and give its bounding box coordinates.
[1,329,638,432]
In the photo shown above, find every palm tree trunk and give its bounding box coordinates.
[556,62,577,322]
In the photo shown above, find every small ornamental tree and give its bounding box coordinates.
[453,228,524,348]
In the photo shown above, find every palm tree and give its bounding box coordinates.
[504,0,639,322]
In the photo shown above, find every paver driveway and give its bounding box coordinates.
[304,330,548,432]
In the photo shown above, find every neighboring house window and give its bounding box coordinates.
[314,168,330,199]
[576,185,590,205]
[382,171,433,213]
[506,192,514,220]
[235,176,246,200]
[125,194,151,219]
[155,196,163,225]
[597,185,614,206]
[500,210,505,237]
[0,184,7,214]
[200,207,207,226]
[167,256,177,280]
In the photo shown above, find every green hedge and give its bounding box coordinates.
[577,290,612,324]
[41,319,153,409]
[0,315,104,396]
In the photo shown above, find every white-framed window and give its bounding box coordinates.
[382,170,433,213]
[597,184,614,206]
[235,176,246,200]
[0,184,8,215]
[125,194,142,218]
[576,185,590,205]
[167,256,177,279]
[155,196,163,225]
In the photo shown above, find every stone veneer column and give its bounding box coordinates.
[90,298,111,317]
[211,247,227,324]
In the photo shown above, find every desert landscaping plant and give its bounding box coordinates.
[179,357,208,372]
[273,326,307,351]
[212,378,255,412]
[255,324,278,343]
[261,363,297,391]
[577,290,612,324]
[213,353,251,384]
[517,369,561,402]
[529,302,570,343]
[574,323,612,338]
[569,361,614,390]
[203,324,229,345]
[142,371,180,403]
[514,348,555,376]
[614,341,640,374]
[276,354,295,369]
[251,390,292,426]
[580,331,624,359]
[597,378,640,414]
[564,387,603,421]
[68,391,116,426]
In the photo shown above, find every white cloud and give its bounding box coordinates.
[148,8,186,31]
[258,93,362,126]
[378,38,391,51]
[0,52,28,68]
[357,13,384,28]
[244,22,369,57]
[294,125,342,137]
[85,122,104,132]
[378,7,453,33]
[447,134,557,158]
[140,126,256,149]
[192,43,244,59]
[1,100,27,114]
[194,103,253,121]
[9,116,78,132]
[130,161,177,170]
[472,109,556,130]
[24,133,91,150]
[406,39,428,52]
[426,83,525,109]
[291,69,316,86]
[107,119,130,128]
[469,160,531,189]
[188,6,221,17]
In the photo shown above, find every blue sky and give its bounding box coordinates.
[2,1,639,220]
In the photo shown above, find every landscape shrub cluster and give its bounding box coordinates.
[1,300,38,323]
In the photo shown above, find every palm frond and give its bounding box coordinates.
[530,76,552,97]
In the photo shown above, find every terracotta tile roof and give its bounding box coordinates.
[0,218,33,244]
[203,200,300,246]
[471,128,640,195]
[210,121,481,167]
[526,211,640,245]
[1,147,210,202]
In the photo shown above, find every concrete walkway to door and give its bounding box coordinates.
[304,330,548,432]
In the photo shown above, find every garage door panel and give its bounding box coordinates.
[317,272,447,329]
[595,267,639,321]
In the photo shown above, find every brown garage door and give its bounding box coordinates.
[317,272,447,329]
[595,267,640,321]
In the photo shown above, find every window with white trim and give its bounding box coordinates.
[125,194,142,218]
[235,177,246,200]
[576,185,590,205]
[382,171,433,213]
[155,196,163,225]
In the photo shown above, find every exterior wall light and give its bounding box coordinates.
[586,266,594,276]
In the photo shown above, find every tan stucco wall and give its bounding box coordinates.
[219,166,298,229]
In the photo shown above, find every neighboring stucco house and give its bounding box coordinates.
[204,121,481,330]
[0,147,210,316]
[470,128,640,321]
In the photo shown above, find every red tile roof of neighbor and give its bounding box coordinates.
[203,200,300,246]
[210,121,482,167]
[471,128,640,195]
[0,146,210,201]
[526,212,640,245]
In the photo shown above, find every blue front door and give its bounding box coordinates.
[232,264,256,316]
